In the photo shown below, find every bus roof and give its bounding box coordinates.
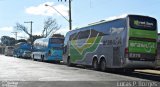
[67,14,156,34]
[34,37,64,44]
[34,37,64,41]
[15,42,29,45]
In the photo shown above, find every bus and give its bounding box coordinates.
[13,42,32,58]
[63,14,157,72]
[32,37,64,62]
[156,33,160,68]
[4,46,14,56]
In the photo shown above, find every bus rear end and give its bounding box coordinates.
[5,46,14,56]
[126,15,157,68]
[47,38,64,61]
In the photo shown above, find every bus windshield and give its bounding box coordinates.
[49,38,64,44]
[129,15,157,30]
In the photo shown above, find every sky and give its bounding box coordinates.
[0,0,160,40]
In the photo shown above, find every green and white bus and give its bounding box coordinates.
[157,33,160,68]
[63,14,157,71]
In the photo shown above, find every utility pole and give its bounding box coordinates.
[11,32,18,40]
[69,0,72,30]
[58,0,72,30]
[24,21,33,50]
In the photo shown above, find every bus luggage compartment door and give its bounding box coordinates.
[113,47,121,66]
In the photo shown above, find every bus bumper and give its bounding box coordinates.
[47,56,62,61]
[124,58,156,69]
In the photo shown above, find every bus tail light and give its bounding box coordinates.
[125,48,128,58]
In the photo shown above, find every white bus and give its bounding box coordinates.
[4,46,14,56]
[63,14,158,72]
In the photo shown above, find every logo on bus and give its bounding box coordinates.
[134,20,154,27]
[129,41,155,53]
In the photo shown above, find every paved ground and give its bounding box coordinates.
[0,55,160,87]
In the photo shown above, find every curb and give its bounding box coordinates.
[135,69,160,75]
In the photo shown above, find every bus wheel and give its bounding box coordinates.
[92,58,99,70]
[100,59,106,72]
[40,55,44,62]
[33,55,36,61]
[54,61,60,64]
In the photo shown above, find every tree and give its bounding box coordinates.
[14,23,31,36]
[17,39,27,43]
[42,17,61,37]
[27,35,43,42]
[1,36,16,46]
[52,34,64,38]
[15,17,60,39]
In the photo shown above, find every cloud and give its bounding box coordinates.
[25,2,68,17]
[0,26,15,39]
[0,26,13,32]
[105,14,128,21]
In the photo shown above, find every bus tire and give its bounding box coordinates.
[54,61,60,64]
[32,55,34,60]
[33,55,36,61]
[100,58,106,72]
[92,58,99,70]
[40,55,44,62]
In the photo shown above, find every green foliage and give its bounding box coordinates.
[0,36,16,46]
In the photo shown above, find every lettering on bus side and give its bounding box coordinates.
[102,37,122,46]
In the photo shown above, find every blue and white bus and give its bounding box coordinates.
[32,37,64,62]
[13,42,32,58]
